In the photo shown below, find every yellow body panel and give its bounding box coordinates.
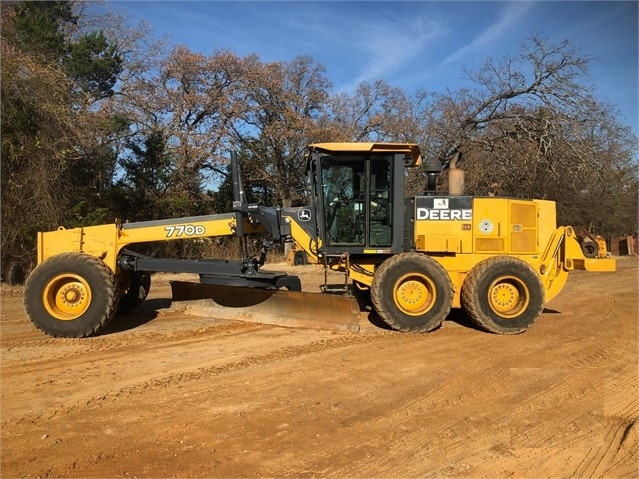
[283,215,321,265]
[357,196,615,308]
[37,213,241,273]
[38,225,121,272]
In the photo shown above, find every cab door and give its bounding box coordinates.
[316,152,403,254]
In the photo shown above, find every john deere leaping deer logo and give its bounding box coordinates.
[298,209,311,222]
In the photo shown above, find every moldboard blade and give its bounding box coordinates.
[170,281,361,332]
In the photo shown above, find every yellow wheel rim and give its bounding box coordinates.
[42,274,92,320]
[393,273,436,316]
[488,275,529,318]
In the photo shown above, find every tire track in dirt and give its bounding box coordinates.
[4,329,514,478]
[75,330,394,401]
[507,368,605,450]
[563,311,630,369]
[1,321,270,417]
[2,329,394,426]
[187,332,517,477]
[604,419,639,478]
[303,314,632,476]
[605,372,638,420]
[1,332,443,478]
[1,320,263,368]
[2,259,636,478]
[571,418,638,478]
[186,336,508,478]
[286,339,513,476]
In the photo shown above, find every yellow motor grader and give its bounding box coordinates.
[23,143,615,337]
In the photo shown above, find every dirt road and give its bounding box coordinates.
[1,258,637,478]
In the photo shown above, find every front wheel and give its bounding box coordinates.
[371,253,453,332]
[461,256,545,334]
[23,253,118,337]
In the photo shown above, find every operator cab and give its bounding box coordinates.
[304,143,421,255]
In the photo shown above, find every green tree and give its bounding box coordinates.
[116,130,175,221]
[1,1,126,276]
[67,30,122,99]
[11,1,77,60]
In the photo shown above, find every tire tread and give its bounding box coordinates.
[461,256,544,334]
[23,253,117,338]
[371,252,453,332]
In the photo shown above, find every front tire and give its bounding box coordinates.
[461,256,544,334]
[23,253,117,338]
[371,253,453,332]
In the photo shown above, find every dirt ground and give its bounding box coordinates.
[1,257,637,478]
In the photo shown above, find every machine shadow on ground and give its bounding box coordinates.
[99,298,171,335]
[361,306,486,333]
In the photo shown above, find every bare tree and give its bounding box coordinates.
[409,34,637,237]
[322,80,418,143]
[421,35,595,162]
[106,46,249,215]
[231,55,332,207]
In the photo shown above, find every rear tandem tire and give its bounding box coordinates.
[23,253,117,338]
[371,252,453,332]
[461,256,545,334]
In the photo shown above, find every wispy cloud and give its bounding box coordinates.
[132,2,446,93]
[327,13,447,92]
[244,3,449,93]
[441,1,533,65]
[118,0,638,135]
[342,18,446,92]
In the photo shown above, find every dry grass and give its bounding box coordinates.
[0,284,23,297]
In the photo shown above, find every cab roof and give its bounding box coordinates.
[307,142,422,167]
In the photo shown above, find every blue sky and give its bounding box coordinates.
[114,0,638,136]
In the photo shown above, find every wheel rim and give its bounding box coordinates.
[487,275,529,319]
[42,274,92,320]
[393,273,436,316]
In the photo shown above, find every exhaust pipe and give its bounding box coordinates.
[448,151,465,196]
